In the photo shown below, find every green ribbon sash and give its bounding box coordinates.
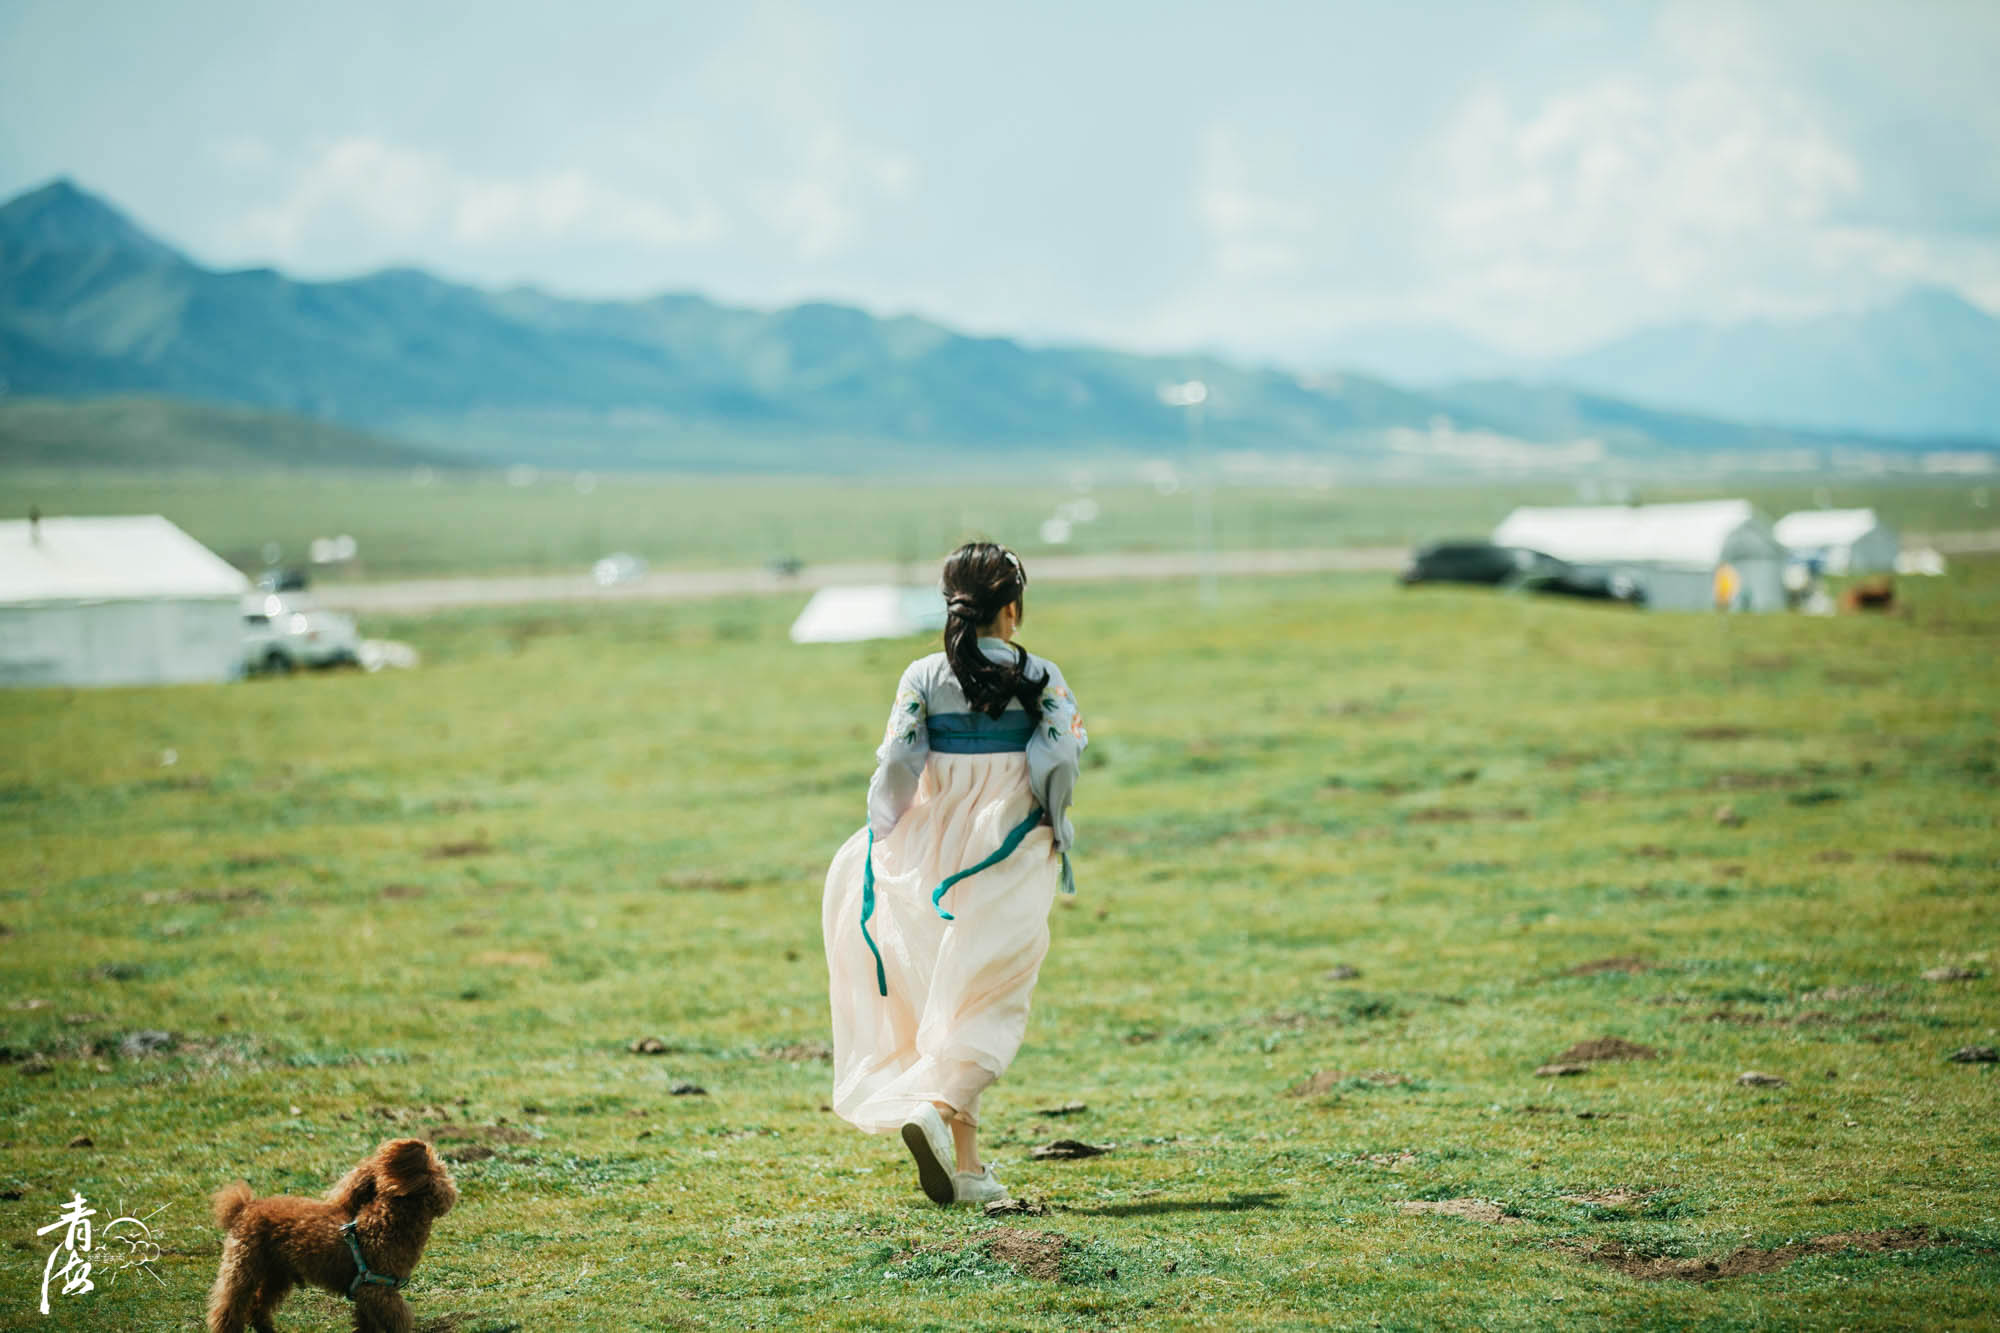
[858,808,1072,998]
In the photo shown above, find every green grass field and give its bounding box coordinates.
[3,561,1996,1330]
[2,469,1991,579]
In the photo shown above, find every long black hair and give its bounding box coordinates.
[941,541,1048,718]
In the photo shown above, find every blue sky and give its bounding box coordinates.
[2,0,1995,362]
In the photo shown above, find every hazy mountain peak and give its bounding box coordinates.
[0,177,182,262]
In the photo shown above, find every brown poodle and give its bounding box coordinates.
[206,1137,457,1333]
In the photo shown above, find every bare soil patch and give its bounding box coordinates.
[1407,806,1529,823]
[1888,850,1944,865]
[1032,1139,1112,1160]
[1556,1037,1661,1063]
[427,838,494,859]
[1574,1226,1940,1282]
[1289,1069,1415,1096]
[424,1122,538,1145]
[1560,1188,1650,1207]
[660,869,753,892]
[1398,1198,1519,1224]
[1813,850,1855,864]
[765,1041,832,1062]
[140,885,271,906]
[1684,725,1755,741]
[1566,957,1654,976]
[1712,771,1800,790]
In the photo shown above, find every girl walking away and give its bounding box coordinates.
[822,541,1087,1207]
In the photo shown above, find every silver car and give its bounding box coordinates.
[242,592,361,674]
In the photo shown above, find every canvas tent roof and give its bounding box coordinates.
[1773,509,1891,550]
[1492,500,1780,568]
[0,515,250,606]
[789,585,947,644]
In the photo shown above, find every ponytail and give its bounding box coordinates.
[940,542,1048,718]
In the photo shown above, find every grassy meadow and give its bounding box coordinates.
[2,469,1992,579]
[2,558,1997,1329]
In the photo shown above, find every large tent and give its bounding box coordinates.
[789,585,947,644]
[1492,500,1788,611]
[1773,509,1900,574]
[0,515,251,685]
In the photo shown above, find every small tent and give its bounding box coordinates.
[1492,500,1788,612]
[1773,509,1900,574]
[789,585,947,644]
[0,515,251,685]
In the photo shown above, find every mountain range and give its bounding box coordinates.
[1264,292,2000,445]
[1,178,1992,472]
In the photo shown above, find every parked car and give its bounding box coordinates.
[242,593,361,674]
[1400,541,1566,587]
[1534,567,1645,605]
[1401,540,1644,605]
[256,567,312,593]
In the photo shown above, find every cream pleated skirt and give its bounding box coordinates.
[822,751,1060,1132]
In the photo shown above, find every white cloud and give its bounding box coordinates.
[754,123,917,262]
[1409,67,1869,349]
[1393,2,2000,351]
[228,137,723,269]
[1196,128,1316,281]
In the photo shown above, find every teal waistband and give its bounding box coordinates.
[926,711,1034,753]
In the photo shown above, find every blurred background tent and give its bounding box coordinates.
[789,585,947,644]
[1492,500,1788,612]
[1774,508,1901,574]
[0,514,249,685]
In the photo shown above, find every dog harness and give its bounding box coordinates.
[339,1219,407,1298]
[857,711,1074,998]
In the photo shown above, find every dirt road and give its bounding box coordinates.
[315,546,1414,614]
[314,530,2000,616]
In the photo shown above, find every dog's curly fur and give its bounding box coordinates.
[205,1137,457,1333]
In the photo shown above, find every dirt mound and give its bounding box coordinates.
[765,1041,832,1062]
[1556,1037,1660,1063]
[1575,1226,1939,1282]
[898,1226,1070,1281]
[1032,1139,1112,1160]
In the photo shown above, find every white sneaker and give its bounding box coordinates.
[899,1104,956,1205]
[952,1165,1009,1206]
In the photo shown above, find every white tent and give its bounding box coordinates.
[0,515,251,686]
[1492,500,1788,612]
[1773,509,1900,574]
[789,585,947,644]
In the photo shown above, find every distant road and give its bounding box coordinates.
[314,530,2000,616]
[315,546,1414,614]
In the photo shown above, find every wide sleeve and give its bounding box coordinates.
[1027,661,1088,853]
[866,662,930,838]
